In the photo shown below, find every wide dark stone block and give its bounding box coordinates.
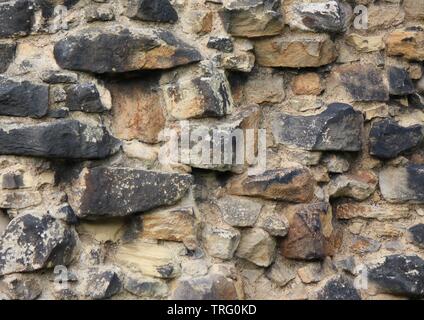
[0,42,16,73]
[408,224,424,248]
[0,77,48,118]
[368,255,424,298]
[369,119,423,159]
[317,276,361,300]
[0,120,121,159]
[65,83,108,113]
[273,103,363,151]
[388,67,415,96]
[126,0,178,23]
[68,167,193,219]
[0,0,34,38]
[54,26,201,74]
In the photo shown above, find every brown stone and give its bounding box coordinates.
[386,30,424,61]
[227,167,315,203]
[292,73,323,96]
[255,34,337,68]
[335,202,411,221]
[108,78,165,144]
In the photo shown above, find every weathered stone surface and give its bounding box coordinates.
[287,0,351,33]
[142,207,197,249]
[328,171,378,201]
[219,0,284,38]
[369,119,423,159]
[388,67,415,96]
[346,34,384,53]
[350,235,381,254]
[298,263,324,284]
[256,211,289,237]
[69,167,193,218]
[207,36,234,53]
[124,274,168,298]
[54,26,201,74]
[236,228,276,267]
[379,165,424,203]
[217,195,262,227]
[322,154,350,173]
[273,103,363,151]
[126,0,178,23]
[255,34,337,68]
[0,77,48,118]
[408,224,424,248]
[0,42,16,73]
[108,77,165,144]
[0,0,34,38]
[280,202,334,261]
[335,202,411,221]
[265,257,297,287]
[0,213,77,276]
[316,276,361,300]
[203,225,240,260]
[328,64,389,102]
[116,240,182,278]
[0,120,121,159]
[65,83,109,113]
[292,73,322,96]
[227,167,315,202]
[216,51,255,73]
[82,266,122,300]
[385,30,424,61]
[368,255,424,298]
[0,274,41,300]
[85,5,115,23]
[403,0,424,19]
[0,190,42,209]
[161,61,233,120]
[39,70,78,84]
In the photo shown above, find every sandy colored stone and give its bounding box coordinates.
[335,202,411,221]
[386,30,424,61]
[292,73,323,96]
[346,34,385,53]
[203,225,240,260]
[236,228,276,267]
[403,0,424,19]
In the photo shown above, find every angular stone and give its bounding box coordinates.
[328,64,389,102]
[273,103,363,151]
[292,73,322,96]
[379,165,424,203]
[369,119,423,159]
[0,213,77,276]
[367,4,404,31]
[0,42,16,73]
[216,51,255,73]
[403,0,424,19]
[217,195,262,227]
[0,77,48,118]
[124,274,168,298]
[335,202,411,221]
[0,120,121,159]
[298,263,324,284]
[255,34,337,68]
[85,5,115,23]
[350,235,381,254]
[116,241,182,279]
[265,257,297,287]
[256,211,289,237]
[0,0,34,38]
[322,154,350,173]
[287,1,351,33]
[142,207,197,248]
[346,34,384,53]
[108,77,165,144]
[219,0,284,38]
[385,30,424,61]
[280,202,334,261]
[328,171,378,201]
[161,61,233,120]
[408,224,424,248]
[189,10,214,35]
[39,70,78,84]
[227,167,315,202]
[388,67,415,96]
[207,37,234,53]
[54,26,201,74]
[203,225,240,260]
[83,266,122,300]
[316,276,361,300]
[65,83,109,113]
[236,228,276,267]
[126,0,178,23]
[368,254,424,298]
[0,274,41,300]
[69,167,192,219]
[0,190,42,209]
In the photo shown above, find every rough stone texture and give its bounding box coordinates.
[126,0,178,23]
[0,0,34,38]
[0,274,41,300]
[316,276,361,300]
[235,228,276,267]
[203,225,240,260]
[273,103,363,151]
[408,224,424,248]
[68,167,193,218]
[0,120,121,159]
[369,119,423,159]
[292,73,322,96]
[388,67,415,96]
[328,171,378,201]
[385,30,424,61]
[65,83,109,113]
[217,195,262,227]
[54,26,202,74]
[124,274,168,298]
[0,42,16,73]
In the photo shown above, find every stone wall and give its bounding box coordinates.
[0,0,423,300]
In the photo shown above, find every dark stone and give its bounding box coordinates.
[52,204,79,225]
[408,224,424,248]
[0,42,16,73]
[0,213,78,276]
[408,93,424,110]
[317,276,361,300]
[0,119,121,159]
[65,83,108,113]
[1,173,24,189]
[85,267,122,300]
[273,103,363,151]
[388,67,415,96]
[369,119,423,159]
[69,167,193,219]
[40,70,78,84]
[368,254,424,298]
[54,27,201,74]
[0,77,49,118]
[207,37,234,53]
[126,0,178,23]
[0,0,34,38]
[48,107,69,118]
